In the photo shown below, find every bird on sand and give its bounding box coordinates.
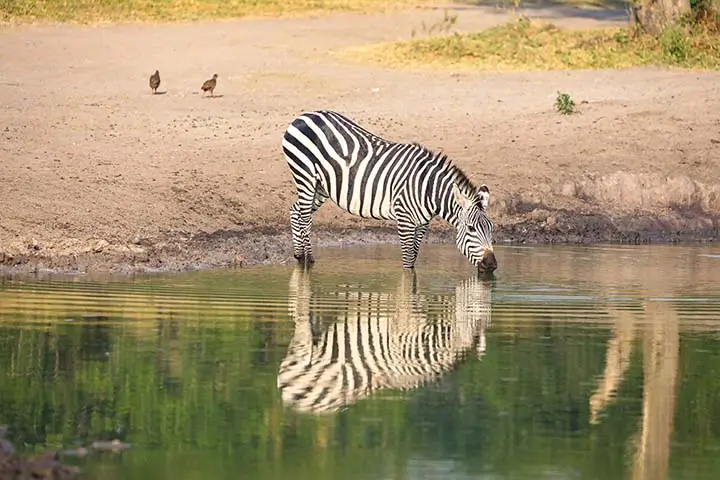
[201,73,218,97]
[149,70,161,94]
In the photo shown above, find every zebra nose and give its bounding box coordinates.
[479,251,497,272]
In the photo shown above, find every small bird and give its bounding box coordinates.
[149,70,160,94]
[201,73,218,97]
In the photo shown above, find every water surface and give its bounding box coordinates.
[1,244,720,479]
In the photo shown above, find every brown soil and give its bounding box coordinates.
[0,426,81,479]
[0,425,131,479]
[1,5,719,275]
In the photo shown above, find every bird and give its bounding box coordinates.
[149,70,160,94]
[201,73,218,97]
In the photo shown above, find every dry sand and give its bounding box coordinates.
[1,5,718,274]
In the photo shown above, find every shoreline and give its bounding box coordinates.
[2,10,719,279]
[2,212,718,277]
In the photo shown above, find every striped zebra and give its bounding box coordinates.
[277,266,493,414]
[282,110,497,272]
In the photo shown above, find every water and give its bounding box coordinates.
[1,244,720,480]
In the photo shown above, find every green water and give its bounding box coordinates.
[1,244,720,480]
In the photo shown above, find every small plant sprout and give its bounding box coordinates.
[411,9,458,39]
[555,91,575,115]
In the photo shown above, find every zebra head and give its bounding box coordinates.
[452,183,497,273]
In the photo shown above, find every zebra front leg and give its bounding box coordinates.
[397,219,425,269]
[412,223,429,262]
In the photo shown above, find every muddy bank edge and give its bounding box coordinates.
[1,211,718,277]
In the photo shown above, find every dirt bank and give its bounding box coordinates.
[1,5,719,275]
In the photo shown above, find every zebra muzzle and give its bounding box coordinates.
[479,251,497,272]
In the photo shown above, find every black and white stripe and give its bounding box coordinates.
[277,267,492,414]
[282,110,497,271]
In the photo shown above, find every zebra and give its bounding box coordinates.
[277,266,493,414]
[282,110,497,272]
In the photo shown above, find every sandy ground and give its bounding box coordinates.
[1,4,719,274]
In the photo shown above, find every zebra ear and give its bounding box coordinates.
[478,184,490,210]
[452,184,471,210]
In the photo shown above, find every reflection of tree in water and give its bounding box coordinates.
[277,267,494,414]
[49,316,113,375]
[155,310,182,396]
[252,317,284,367]
[590,295,680,480]
[0,316,121,446]
[77,316,112,359]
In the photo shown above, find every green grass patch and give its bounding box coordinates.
[341,16,720,71]
[0,0,431,24]
[555,91,576,115]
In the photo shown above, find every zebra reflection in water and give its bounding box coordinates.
[277,267,493,414]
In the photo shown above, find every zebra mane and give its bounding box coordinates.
[411,143,479,199]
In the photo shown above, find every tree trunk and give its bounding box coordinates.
[630,0,692,35]
[697,0,720,24]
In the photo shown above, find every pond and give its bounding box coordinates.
[1,244,719,480]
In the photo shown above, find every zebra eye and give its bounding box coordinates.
[466,224,476,232]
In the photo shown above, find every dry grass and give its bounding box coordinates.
[457,0,628,10]
[0,0,431,23]
[341,16,720,71]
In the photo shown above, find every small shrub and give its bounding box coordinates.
[555,92,575,115]
[661,25,692,64]
[411,9,458,39]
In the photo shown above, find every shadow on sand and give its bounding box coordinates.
[437,1,630,23]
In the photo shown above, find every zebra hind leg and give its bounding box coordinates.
[291,193,324,265]
[290,201,314,264]
[291,178,328,265]
[303,212,316,265]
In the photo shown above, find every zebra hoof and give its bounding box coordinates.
[294,254,315,266]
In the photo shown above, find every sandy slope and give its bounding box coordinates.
[1,5,718,273]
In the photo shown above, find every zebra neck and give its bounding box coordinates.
[437,183,462,230]
[435,164,475,230]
